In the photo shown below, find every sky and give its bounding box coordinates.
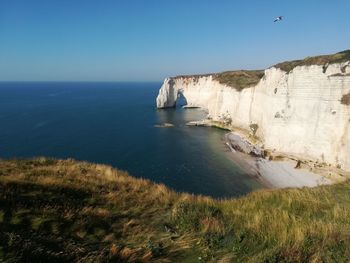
[0,0,349,81]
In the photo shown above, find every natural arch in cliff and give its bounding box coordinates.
[176,91,187,108]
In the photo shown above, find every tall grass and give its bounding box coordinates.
[1,158,350,262]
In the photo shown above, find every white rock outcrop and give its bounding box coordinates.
[156,62,350,170]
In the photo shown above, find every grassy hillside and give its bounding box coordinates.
[1,158,350,262]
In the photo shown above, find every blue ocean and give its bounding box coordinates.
[0,82,262,198]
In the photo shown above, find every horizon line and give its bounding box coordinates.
[0,80,163,83]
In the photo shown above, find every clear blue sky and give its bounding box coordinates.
[0,0,349,81]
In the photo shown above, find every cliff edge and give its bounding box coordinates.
[2,158,350,261]
[156,50,350,170]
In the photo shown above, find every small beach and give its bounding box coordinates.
[224,132,333,189]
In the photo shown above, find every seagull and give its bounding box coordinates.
[274,16,283,22]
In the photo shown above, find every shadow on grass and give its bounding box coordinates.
[0,181,128,262]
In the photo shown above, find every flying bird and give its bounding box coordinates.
[274,16,283,22]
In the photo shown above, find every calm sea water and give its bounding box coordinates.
[0,82,262,198]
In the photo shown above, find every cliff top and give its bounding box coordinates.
[174,70,264,91]
[172,50,350,91]
[273,49,350,72]
[213,70,264,91]
[1,158,350,262]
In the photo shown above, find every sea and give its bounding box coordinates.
[0,82,263,198]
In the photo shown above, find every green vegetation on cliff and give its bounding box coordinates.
[213,70,264,91]
[174,50,350,92]
[1,158,350,262]
[273,50,350,72]
[175,70,264,91]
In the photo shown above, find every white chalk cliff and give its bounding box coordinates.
[156,59,350,170]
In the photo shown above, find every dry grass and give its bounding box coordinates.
[1,158,350,262]
[172,50,350,93]
[213,70,264,91]
[273,50,350,72]
[174,70,265,91]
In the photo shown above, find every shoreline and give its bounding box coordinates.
[224,146,332,189]
[223,132,333,189]
[188,119,349,189]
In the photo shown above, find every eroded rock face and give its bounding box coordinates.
[156,62,350,170]
[156,78,178,108]
[226,133,263,157]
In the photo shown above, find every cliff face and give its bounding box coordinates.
[156,61,350,170]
